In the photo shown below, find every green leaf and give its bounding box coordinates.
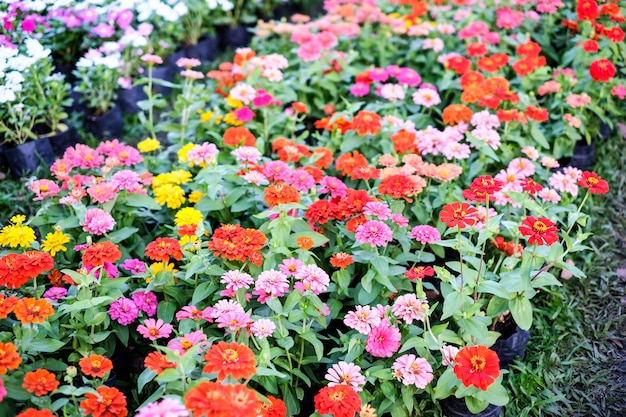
[458,316,490,340]
[157,301,177,323]
[26,339,65,354]
[138,368,157,393]
[441,291,471,320]
[191,281,217,306]
[399,336,427,353]
[299,332,324,361]
[465,396,489,414]
[433,368,458,400]
[531,272,562,289]
[476,281,513,300]
[107,227,139,243]
[371,256,389,277]
[509,296,533,330]
[530,124,550,149]
[123,193,162,211]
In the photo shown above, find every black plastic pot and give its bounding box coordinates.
[64,90,87,115]
[85,105,123,140]
[492,325,530,370]
[185,34,220,62]
[5,137,56,178]
[152,65,174,96]
[440,396,503,417]
[117,84,147,114]
[567,141,595,170]
[219,26,252,50]
[48,124,80,157]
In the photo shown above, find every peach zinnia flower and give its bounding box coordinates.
[22,369,59,396]
[14,298,54,324]
[203,341,257,381]
[79,354,113,378]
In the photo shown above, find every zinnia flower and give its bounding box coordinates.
[392,354,434,388]
[83,208,116,235]
[365,321,401,358]
[41,229,71,256]
[256,396,287,417]
[0,342,21,374]
[314,385,362,417]
[145,238,183,262]
[22,369,59,396]
[82,242,122,267]
[14,298,54,324]
[137,318,173,341]
[578,171,609,194]
[80,386,128,417]
[325,361,366,391]
[439,202,478,229]
[203,341,257,380]
[453,345,501,390]
[355,220,393,247]
[136,398,189,417]
[518,216,559,245]
[79,354,113,378]
[144,351,177,375]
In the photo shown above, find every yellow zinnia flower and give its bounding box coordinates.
[188,191,205,204]
[178,143,196,163]
[154,184,186,209]
[148,262,178,283]
[223,112,243,126]
[41,229,71,256]
[226,96,243,109]
[199,110,214,122]
[174,207,203,227]
[0,222,36,248]
[137,138,161,153]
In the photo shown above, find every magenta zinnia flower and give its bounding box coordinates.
[120,259,146,275]
[365,321,401,358]
[253,269,290,303]
[363,201,392,220]
[111,170,143,192]
[325,361,366,391]
[176,305,213,322]
[132,291,157,316]
[215,310,252,331]
[109,297,139,325]
[135,398,189,417]
[409,225,441,244]
[82,208,116,235]
[137,318,173,341]
[355,220,393,247]
[294,264,330,295]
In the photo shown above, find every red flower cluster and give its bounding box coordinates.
[0,251,53,289]
[589,58,616,82]
[404,265,435,280]
[185,382,260,417]
[512,41,546,77]
[145,237,183,262]
[476,54,509,73]
[314,385,362,417]
[208,224,267,266]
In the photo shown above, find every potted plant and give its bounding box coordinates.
[74,48,124,140]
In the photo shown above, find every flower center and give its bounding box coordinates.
[330,391,344,402]
[150,328,158,336]
[92,360,101,370]
[221,348,239,363]
[470,355,486,372]
[588,177,598,185]
[532,221,547,233]
[181,339,192,350]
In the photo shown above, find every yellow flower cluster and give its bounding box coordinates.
[223,112,243,126]
[178,144,196,164]
[41,229,71,256]
[226,96,243,109]
[147,262,178,283]
[152,170,192,209]
[188,191,205,204]
[137,138,161,153]
[0,215,36,248]
[174,207,203,227]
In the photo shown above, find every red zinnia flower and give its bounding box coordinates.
[223,126,256,147]
[351,111,382,136]
[18,251,54,279]
[521,178,543,194]
[80,386,128,417]
[314,385,362,417]
[466,42,488,57]
[439,202,478,229]
[264,183,301,207]
[378,174,421,202]
[453,345,501,391]
[79,354,114,378]
[516,41,541,57]
[391,130,419,154]
[442,104,473,126]
[491,236,523,257]
[306,200,335,226]
[336,151,368,177]
[292,102,309,113]
[82,242,122,267]
[582,39,599,52]
[577,0,599,21]
[330,252,354,269]
[313,147,334,169]
[257,395,287,417]
[0,253,29,289]
[22,369,59,396]
[589,59,616,82]
[578,171,609,194]
[208,224,267,266]
[525,106,549,122]
[144,351,177,375]
[16,409,56,417]
[185,381,229,416]
[604,27,625,43]
[203,341,257,381]
[470,175,503,196]
[404,265,435,280]
[0,293,18,318]
[518,216,559,245]
[145,237,183,262]
[445,56,471,74]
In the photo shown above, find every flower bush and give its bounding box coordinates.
[0,0,624,417]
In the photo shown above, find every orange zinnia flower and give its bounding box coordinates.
[314,385,362,417]
[313,147,334,169]
[14,298,54,324]
[0,253,29,289]
[264,184,301,207]
[18,251,54,279]
[335,151,368,177]
[378,174,421,201]
[0,293,18,318]
[292,102,309,113]
[257,395,288,417]
[15,409,56,417]
[208,224,267,266]
[79,354,113,378]
[203,341,257,381]
[442,104,472,126]
[80,386,128,417]
[223,126,256,147]
[391,130,418,154]
[330,252,354,269]
[145,237,184,262]
[22,369,59,396]
[184,381,229,416]
[351,111,381,136]
[0,341,22,374]
[453,345,501,390]
[82,242,122,267]
[144,351,177,375]
[296,236,314,250]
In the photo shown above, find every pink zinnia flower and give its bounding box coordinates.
[409,225,441,244]
[611,84,626,100]
[355,220,393,247]
[120,259,146,275]
[141,54,163,65]
[187,143,219,166]
[441,345,460,366]
[176,306,213,322]
[43,287,68,302]
[278,258,303,276]
[262,160,292,182]
[87,182,117,204]
[230,84,256,104]
[565,93,591,108]
[176,57,201,68]
[365,321,401,358]
[92,23,115,38]
[363,201,392,220]
[391,213,409,227]
[242,171,268,186]
[350,82,370,97]
[297,41,323,62]
[319,176,348,198]
[379,83,405,102]
[232,146,262,164]
[97,139,125,156]
[541,156,559,169]
[111,170,143,192]
[109,297,139,325]
[317,31,338,50]
[392,354,433,388]
[343,305,382,335]
[539,187,561,203]
[234,106,255,122]
[132,291,157,316]
[392,294,428,324]
[211,299,245,318]
[412,87,441,107]
[250,319,276,339]
[137,318,173,341]
[64,144,104,169]
[82,208,115,235]
[135,398,189,417]
[287,169,316,192]
[221,270,254,291]
[325,361,366,391]
[294,264,330,295]
[521,146,539,160]
[369,67,389,82]
[508,157,536,177]
[167,330,208,355]
[549,171,579,197]
[30,179,60,201]
[396,68,421,87]
[216,310,252,331]
[253,269,290,303]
